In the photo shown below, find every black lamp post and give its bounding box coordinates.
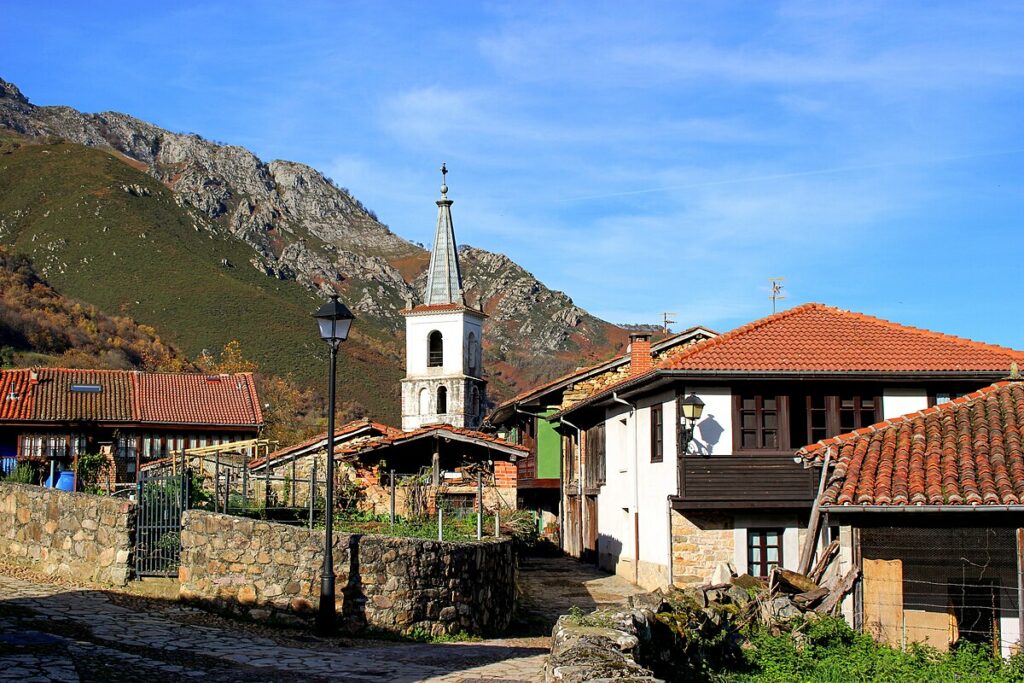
[312,294,354,634]
[679,393,705,455]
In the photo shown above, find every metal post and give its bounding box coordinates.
[1017,528,1024,648]
[390,469,396,527]
[224,470,231,513]
[495,505,500,537]
[316,344,339,634]
[214,449,221,510]
[477,475,483,540]
[242,448,249,502]
[309,460,317,530]
[291,458,297,508]
[263,458,269,506]
[438,505,443,542]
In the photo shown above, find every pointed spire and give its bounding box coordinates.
[423,162,465,306]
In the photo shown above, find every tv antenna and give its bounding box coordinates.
[769,278,786,313]
[661,312,676,334]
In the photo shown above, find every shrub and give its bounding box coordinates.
[6,463,36,484]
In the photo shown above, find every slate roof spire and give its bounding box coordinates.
[423,163,465,306]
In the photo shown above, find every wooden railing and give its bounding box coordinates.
[677,452,818,507]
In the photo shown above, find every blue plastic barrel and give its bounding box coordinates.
[55,470,76,492]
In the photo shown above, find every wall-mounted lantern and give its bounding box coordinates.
[679,393,705,455]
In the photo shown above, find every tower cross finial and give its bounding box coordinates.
[440,162,448,197]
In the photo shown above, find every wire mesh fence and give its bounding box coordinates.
[859,526,1022,657]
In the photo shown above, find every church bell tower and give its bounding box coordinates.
[400,165,487,431]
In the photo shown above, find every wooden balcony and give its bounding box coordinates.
[675,452,818,509]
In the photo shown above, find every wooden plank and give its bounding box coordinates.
[863,558,903,647]
[904,609,951,652]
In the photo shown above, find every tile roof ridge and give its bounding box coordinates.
[798,380,1017,459]
[659,303,821,369]
[834,308,1024,357]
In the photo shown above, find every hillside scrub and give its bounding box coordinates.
[0,247,189,370]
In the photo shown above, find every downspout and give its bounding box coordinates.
[612,392,639,585]
[560,416,583,556]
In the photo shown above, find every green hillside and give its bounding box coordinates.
[0,132,402,422]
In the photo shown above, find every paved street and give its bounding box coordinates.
[0,556,641,682]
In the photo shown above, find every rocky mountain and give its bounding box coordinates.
[0,78,627,408]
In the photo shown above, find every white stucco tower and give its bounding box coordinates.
[400,165,487,432]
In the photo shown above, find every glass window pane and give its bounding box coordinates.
[764,431,777,448]
[841,398,855,409]
[766,547,779,563]
[765,531,779,543]
[742,414,757,429]
[750,547,761,562]
[742,431,757,449]
[764,398,776,410]
[742,398,755,410]
[763,413,777,429]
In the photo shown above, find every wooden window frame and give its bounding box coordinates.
[747,528,784,578]
[650,403,664,463]
[804,392,882,444]
[733,394,790,453]
[584,422,606,488]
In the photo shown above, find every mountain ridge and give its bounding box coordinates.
[0,77,628,414]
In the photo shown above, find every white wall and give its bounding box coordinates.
[597,404,634,573]
[882,388,928,420]
[685,387,732,456]
[404,310,483,377]
[635,391,680,580]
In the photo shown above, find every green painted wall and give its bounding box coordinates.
[536,409,561,480]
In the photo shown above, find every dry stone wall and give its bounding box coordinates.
[0,482,134,585]
[179,510,516,636]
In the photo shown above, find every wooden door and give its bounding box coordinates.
[583,495,598,564]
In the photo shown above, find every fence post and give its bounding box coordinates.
[291,458,297,508]
[242,448,249,502]
[309,460,317,530]
[224,470,231,514]
[214,449,221,510]
[495,505,500,538]
[265,456,271,510]
[390,469,396,527]
[438,505,443,542]
[477,475,483,540]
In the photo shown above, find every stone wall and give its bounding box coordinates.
[0,482,134,585]
[671,510,734,587]
[179,510,516,636]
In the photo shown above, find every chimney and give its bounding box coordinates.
[29,368,39,385]
[628,333,653,376]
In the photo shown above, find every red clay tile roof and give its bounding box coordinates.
[250,419,400,468]
[799,382,1024,507]
[0,368,262,427]
[28,368,134,422]
[660,303,1024,373]
[489,326,716,422]
[133,372,262,426]
[0,370,34,420]
[401,303,486,316]
[336,424,528,458]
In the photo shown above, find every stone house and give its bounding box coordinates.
[549,304,1024,590]
[798,380,1024,658]
[0,368,263,485]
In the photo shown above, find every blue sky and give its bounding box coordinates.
[3,1,1023,347]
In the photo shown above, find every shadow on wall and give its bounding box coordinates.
[341,534,366,630]
[692,414,725,456]
[597,533,624,575]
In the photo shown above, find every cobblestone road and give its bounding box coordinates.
[0,556,640,682]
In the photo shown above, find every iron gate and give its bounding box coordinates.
[135,470,190,577]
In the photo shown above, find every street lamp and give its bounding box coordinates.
[312,294,354,634]
[679,393,705,455]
